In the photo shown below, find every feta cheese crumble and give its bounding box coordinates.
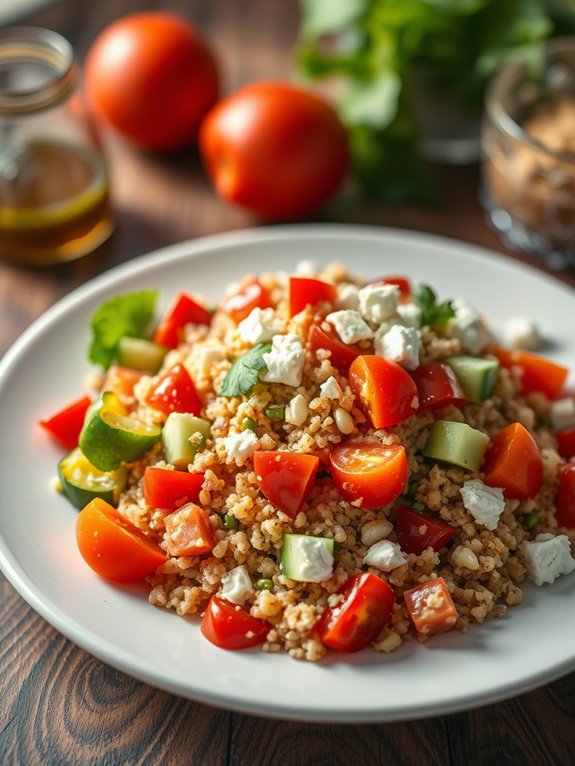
[550,398,575,433]
[363,540,407,572]
[374,324,421,370]
[520,534,575,586]
[221,566,254,605]
[358,283,400,324]
[261,334,305,387]
[396,302,422,327]
[238,307,277,345]
[336,283,360,311]
[448,299,490,355]
[460,479,505,530]
[326,310,373,345]
[503,317,541,350]
[294,537,334,582]
[319,375,343,399]
[294,259,318,277]
[221,430,259,464]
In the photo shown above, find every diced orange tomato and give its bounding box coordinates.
[309,322,362,370]
[145,363,202,416]
[201,596,269,649]
[39,395,92,450]
[404,577,458,637]
[253,450,319,518]
[492,347,568,400]
[329,441,407,510]
[395,505,457,555]
[143,466,204,510]
[556,463,575,529]
[163,502,214,556]
[103,365,145,401]
[154,292,213,349]
[76,498,167,582]
[219,278,273,324]
[482,422,543,500]
[289,276,337,317]
[349,355,419,428]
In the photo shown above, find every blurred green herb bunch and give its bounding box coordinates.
[297,0,575,202]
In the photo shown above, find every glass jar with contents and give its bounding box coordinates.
[0,27,113,265]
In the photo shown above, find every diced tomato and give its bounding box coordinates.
[329,441,408,510]
[556,427,575,460]
[76,497,167,582]
[492,347,569,400]
[289,276,337,317]
[395,505,457,555]
[143,466,204,510]
[154,292,213,349]
[556,463,575,529]
[404,577,458,637]
[482,422,543,500]
[368,275,411,300]
[201,595,269,649]
[253,450,319,518]
[219,278,273,324]
[39,395,92,450]
[103,365,145,401]
[163,502,214,556]
[309,322,362,370]
[349,355,419,428]
[317,572,394,652]
[145,363,202,416]
[411,362,468,411]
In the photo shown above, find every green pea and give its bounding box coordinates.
[265,405,285,420]
[223,512,238,530]
[242,417,257,432]
[412,501,425,512]
[257,578,273,591]
[406,478,419,497]
[522,513,539,530]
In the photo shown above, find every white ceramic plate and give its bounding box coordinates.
[0,0,54,26]
[0,225,574,723]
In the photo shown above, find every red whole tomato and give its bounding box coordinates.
[253,451,319,518]
[219,279,273,324]
[482,422,543,500]
[199,82,349,219]
[145,363,202,416]
[309,322,362,370]
[201,596,269,650]
[556,463,575,529]
[394,505,457,555]
[349,355,419,429]
[412,362,468,412]
[317,572,394,652]
[329,441,408,510]
[85,12,219,150]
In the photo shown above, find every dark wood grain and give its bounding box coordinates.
[1,1,575,765]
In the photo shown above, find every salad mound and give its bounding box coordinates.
[42,261,575,661]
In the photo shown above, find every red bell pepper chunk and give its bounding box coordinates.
[395,505,457,555]
[145,363,202,416]
[492,347,568,400]
[39,395,92,450]
[253,450,319,518]
[219,279,273,324]
[154,292,212,349]
[289,277,337,317]
[412,362,468,411]
[367,275,411,300]
[143,466,204,510]
[309,322,361,370]
[556,426,575,459]
[556,463,575,529]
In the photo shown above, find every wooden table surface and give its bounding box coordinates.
[2,1,575,764]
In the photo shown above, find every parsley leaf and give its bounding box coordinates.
[414,284,455,328]
[89,290,158,370]
[219,343,271,397]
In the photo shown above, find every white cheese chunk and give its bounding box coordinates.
[520,533,575,586]
[363,540,406,572]
[319,375,343,399]
[294,259,319,277]
[260,334,305,387]
[448,299,490,355]
[238,307,277,345]
[396,302,422,327]
[503,317,541,350]
[294,537,334,582]
[374,324,421,370]
[222,429,259,464]
[326,310,373,345]
[336,283,360,311]
[358,283,400,325]
[460,479,505,530]
[550,397,575,433]
[196,346,225,374]
[221,565,254,605]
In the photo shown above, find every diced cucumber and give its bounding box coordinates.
[58,447,128,510]
[423,420,489,471]
[446,355,499,403]
[162,412,211,468]
[280,533,334,582]
[117,336,168,373]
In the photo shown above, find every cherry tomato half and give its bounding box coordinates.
[404,577,458,637]
[199,82,349,220]
[349,355,419,429]
[317,572,394,653]
[289,277,337,317]
[201,596,269,650]
[39,395,92,450]
[309,322,361,370]
[411,362,468,412]
[556,463,575,529]
[482,422,543,500]
[492,347,569,400]
[154,292,213,349]
[329,441,408,510]
[85,12,219,150]
[253,451,319,518]
[145,363,202,416]
[394,505,457,555]
[143,466,204,510]
[76,498,167,582]
[219,279,273,324]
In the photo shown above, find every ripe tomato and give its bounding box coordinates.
[199,82,349,219]
[154,292,213,349]
[368,276,411,300]
[289,277,337,317]
[201,596,269,650]
[163,502,214,557]
[556,426,575,459]
[411,362,468,412]
[309,322,361,370]
[404,577,458,637]
[143,466,204,510]
[85,12,219,150]
[76,498,167,581]
[556,463,575,529]
[329,441,407,510]
[482,422,543,500]
[102,365,144,402]
[145,363,202,416]
[39,395,92,450]
[219,279,273,324]
[492,347,569,400]
[317,572,394,653]
[253,451,319,518]
[349,355,419,428]
[394,505,457,555]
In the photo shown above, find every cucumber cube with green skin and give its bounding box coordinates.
[445,355,499,403]
[281,533,335,582]
[58,447,127,510]
[117,336,168,373]
[423,420,489,471]
[162,413,211,468]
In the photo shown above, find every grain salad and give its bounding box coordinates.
[43,260,575,661]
